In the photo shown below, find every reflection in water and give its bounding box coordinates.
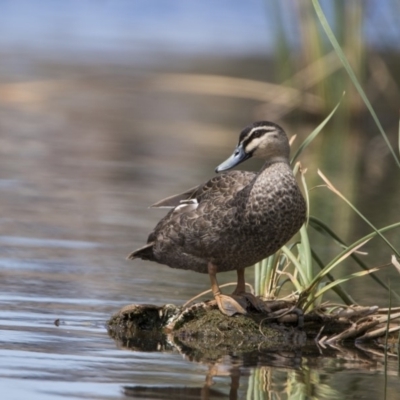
[123,385,228,399]
[113,332,394,400]
[1,53,400,400]
[108,310,400,400]
[120,347,303,400]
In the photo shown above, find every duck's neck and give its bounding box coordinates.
[260,156,290,172]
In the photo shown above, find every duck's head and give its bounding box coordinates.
[215,121,290,173]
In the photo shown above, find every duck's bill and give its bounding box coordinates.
[215,144,250,173]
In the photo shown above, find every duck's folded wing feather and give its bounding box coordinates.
[150,185,200,208]
[150,171,255,208]
[195,171,255,202]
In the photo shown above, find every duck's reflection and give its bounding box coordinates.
[123,385,228,399]
[122,355,242,399]
[116,331,312,400]
[121,352,305,400]
[112,330,386,400]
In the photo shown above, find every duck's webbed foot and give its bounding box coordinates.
[232,291,271,313]
[208,262,247,316]
[214,293,247,316]
[231,269,271,313]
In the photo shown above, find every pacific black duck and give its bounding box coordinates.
[128,121,306,316]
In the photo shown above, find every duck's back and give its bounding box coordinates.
[148,170,255,266]
[142,162,305,274]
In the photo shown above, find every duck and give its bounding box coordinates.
[128,121,306,316]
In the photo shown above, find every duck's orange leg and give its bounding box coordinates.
[208,262,247,316]
[232,268,270,313]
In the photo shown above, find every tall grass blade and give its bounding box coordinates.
[309,216,363,251]
[318,170,400,258]
[297,225,313,283]
[299,164,310,225]
[266,254,278,296]
[398,325,400,373]
[259,258,269,296]
[305,264,390,312]
[315,238,371,282]
[310,216,400,299]
[311,0,400,168]
[290,93,344,164]
[384,283,391,400]
[311,249,356,305]
[398,115,400,156]
[299,222,400,309]
[254,262,261,297]
[280,246,303,292]
[314,264,387,299]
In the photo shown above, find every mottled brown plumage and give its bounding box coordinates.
[128,121,306,316]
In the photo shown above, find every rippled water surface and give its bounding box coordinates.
[1,53,400,400]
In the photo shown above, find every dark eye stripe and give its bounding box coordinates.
[241,129,268,148]
[238,123,280,148]
[238,126,252,144]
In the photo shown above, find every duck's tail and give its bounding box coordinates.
[127,242,155,261]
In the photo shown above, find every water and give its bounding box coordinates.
[1,53,400,399]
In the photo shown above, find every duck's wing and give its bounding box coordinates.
[150,185,200,208]
[132,171,256,262]
[195,170,255,203]
[150,171,255,208]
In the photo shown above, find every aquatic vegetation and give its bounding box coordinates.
[254,0,400,345]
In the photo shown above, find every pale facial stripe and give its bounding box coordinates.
[251,126,276,133]
[240,126,277,145]
[244,136,265,154]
